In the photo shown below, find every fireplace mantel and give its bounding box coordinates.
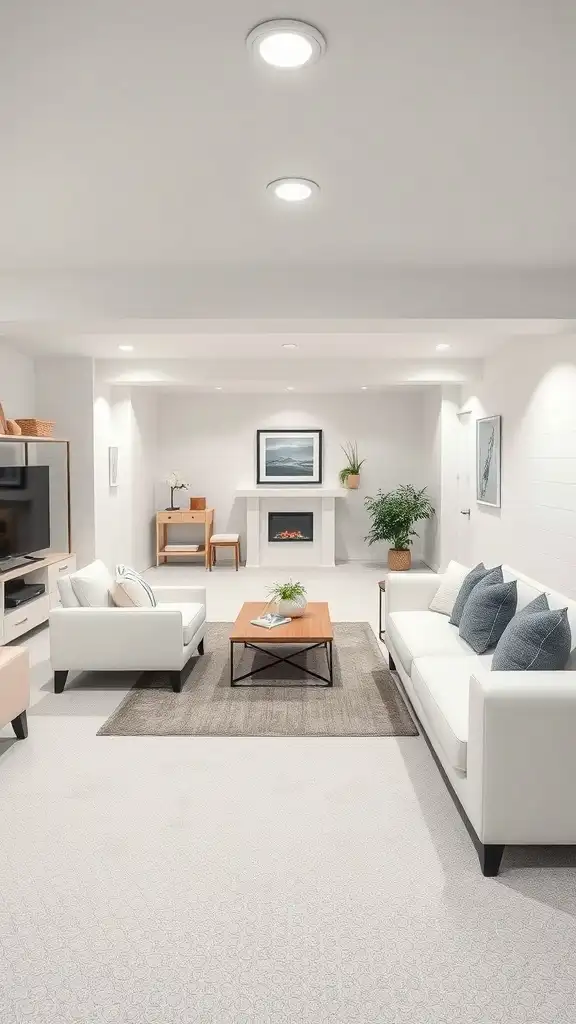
[236,487,345,499]
[236,487,346,567]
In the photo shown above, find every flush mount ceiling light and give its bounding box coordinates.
[436,343,451,351]
[118,344,134,352]
[282,342,298,349]
[267,177,319,202]
[246,19,326,68]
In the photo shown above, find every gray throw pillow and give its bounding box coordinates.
[459,572,518,654]
[449,562,487,626]
[492,605,572,672]
[515,593,549,617]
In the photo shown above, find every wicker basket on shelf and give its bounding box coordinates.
[14,418,55,438]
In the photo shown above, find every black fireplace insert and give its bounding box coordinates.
[268,511,313,542]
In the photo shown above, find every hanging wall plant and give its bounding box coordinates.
[338,441,365,489]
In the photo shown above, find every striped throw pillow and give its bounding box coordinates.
[113,565,156,608]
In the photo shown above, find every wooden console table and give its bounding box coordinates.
[156,509,214,568]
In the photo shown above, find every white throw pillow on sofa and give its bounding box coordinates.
[429,560,470,617]
[113,565,156,608]
[69,560,115,608]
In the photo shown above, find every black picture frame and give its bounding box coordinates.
[256,429,323,485]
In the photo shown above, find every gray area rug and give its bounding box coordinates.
[98,622,417,737]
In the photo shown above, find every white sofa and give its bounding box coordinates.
[50,569,206,693]
[385,563,576,875]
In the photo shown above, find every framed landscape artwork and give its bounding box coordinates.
[476,415,501,507]
[257,429,323,485]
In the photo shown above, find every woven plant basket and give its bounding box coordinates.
[15,418,55,438]
[388,548,411,572]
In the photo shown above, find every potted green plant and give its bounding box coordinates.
[338,441,365,490]
[267,579,308,618]
[364,484,434,571]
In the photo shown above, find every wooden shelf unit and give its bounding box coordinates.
[156,509,214,568]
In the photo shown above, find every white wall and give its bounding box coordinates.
[94,381,157,571]
[461,336,576,598]
[156,391,433,564]
[422,388,442,569]
[0,340,35,420]
[35,356,96,567]
[129,390,158,570]
[0,340,36,472]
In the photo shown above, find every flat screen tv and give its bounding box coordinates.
[0,466,50,560]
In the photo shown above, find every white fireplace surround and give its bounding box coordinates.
[236,488,347,568]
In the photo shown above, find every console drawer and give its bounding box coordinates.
[47,556,77,594]
[4,595,50,643]
[157,512,184,523]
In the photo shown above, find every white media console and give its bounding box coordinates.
[0,552,76,645]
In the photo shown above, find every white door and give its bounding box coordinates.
[456,411,474,564]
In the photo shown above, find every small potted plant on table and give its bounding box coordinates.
[267,579,308,618]
[166,471,189,511]
[364,484,434,570]
[339,441,365,489]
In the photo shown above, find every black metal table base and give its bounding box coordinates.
[378,580,386,641]
[230,640,333,687]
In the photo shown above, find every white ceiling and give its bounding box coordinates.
[1,0,575,278]
[6,319,571,359]
[96,356,483,392]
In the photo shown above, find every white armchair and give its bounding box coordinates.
[50,581,207,693]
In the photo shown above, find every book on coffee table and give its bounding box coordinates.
[250,613,292,630]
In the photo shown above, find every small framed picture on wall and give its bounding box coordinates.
[109,446,119,487]
[476,415,501,507]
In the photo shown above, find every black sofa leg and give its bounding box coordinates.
[169,670,183,693]
[198,638,205,655]
[479,844,505,877]
[11,710,28,739]
[388,651,396,671]
[54,671,68,694]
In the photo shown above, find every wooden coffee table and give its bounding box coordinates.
[229,602,334,687]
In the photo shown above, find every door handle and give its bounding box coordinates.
[460,509,471,518]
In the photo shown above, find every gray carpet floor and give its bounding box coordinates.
[3,568,576,1024]
[98,622,418,737]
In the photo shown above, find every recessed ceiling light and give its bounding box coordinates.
[118,344,134,352]
[436,343,451,351]
[214,386,222,390]
[267,177,319,202]
[282,343,298,349]
[361,386,368,390]
[285,386,294,391]
[246,20,326,69]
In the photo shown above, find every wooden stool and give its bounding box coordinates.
[209,533,241,571]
